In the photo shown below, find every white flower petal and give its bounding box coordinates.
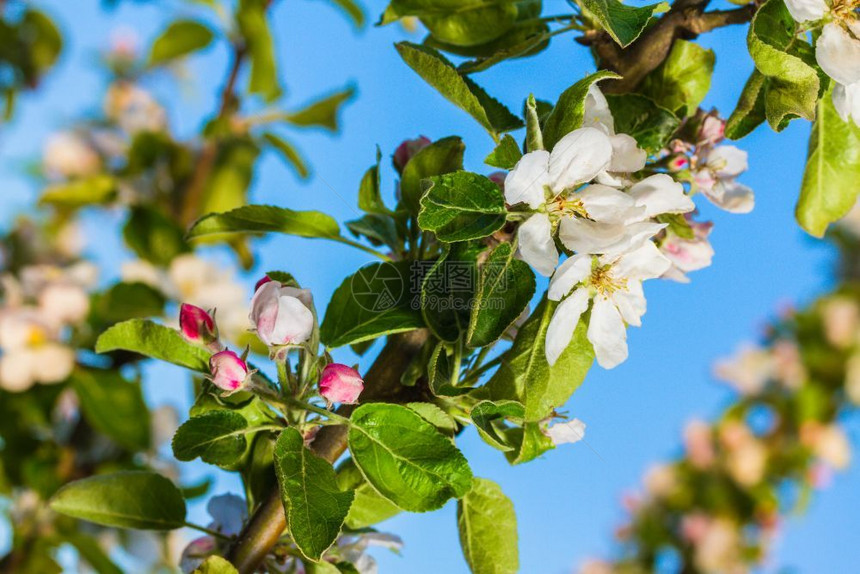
[613,241,672,281]
[784,0,827,22]
[545,288,590,366]
[559,218,665,257]
[588,296,629,369]
[833,81,860,125]
[545,418,587,446]
[504,150,551,208]
[549,254,593,301]
[608,133,647,173]
[583,85,615,134]
[518,213,559,277]
[548,127,614,191]
[705,180,755,213]
[573,184,645,224]
[628,174,695,217]
[612,280,647,327]
[816,23,860,87]
[707,146,748,178]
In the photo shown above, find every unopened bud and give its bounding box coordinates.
[209,350,250,392]
[180,303,219,347]
[392,136,431,174]
[319,363,364,404]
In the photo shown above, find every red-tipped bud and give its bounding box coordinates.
[180,303,218,346]
[319,363,364,404]
[392,136,431,174]
[209,350,249,392]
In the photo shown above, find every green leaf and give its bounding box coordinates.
[382,0,523,47]
[483,297,594,421]
[237,0,281,101]
[428,343,471,396]
[50,471,186,530]
[148,20,214,66]
[274,428,354,561]
[400,136,465,215]
[262,132,310,179]
[95,319,211,372]
[467,243,535,347]
[580,0,660,47]
[39,175,116,207]
[348,403,473,512]
[193,556,239,574]
[525,94,545,152]
[123,206,190,267]
[395,42,523,138]
[320,261,424,348]
[420,242,483,341]
[605,93,680,153]
[747,0,820,130]
[452,19,552,74]
[796,93,860,237]
[418,171,507,242]
[72,369,151,451]
[346,214,400,250]
[407,402,457,435]
[542,71,621,150]
[188,205,341,241]
[470,400,525,452]
[284,86,356,132]
[457,478,519,574]
[358,149,392,215]
[484,134,522,169]
[172,411,254,466]
[504,421,553,464]
[321,0,366,28]
[639,39,714,117]
[336,458,401,529]
[91,281,166,323]
[726,70,769,140]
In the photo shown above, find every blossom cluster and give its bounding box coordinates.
[785,0,860,124]
[504,88,753,368]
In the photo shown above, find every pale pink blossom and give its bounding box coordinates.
[209,350,250,392]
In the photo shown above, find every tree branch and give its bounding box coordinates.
[578,3,756,93]
[226,329,431,573]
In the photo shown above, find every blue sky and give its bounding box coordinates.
[3,0,859,572]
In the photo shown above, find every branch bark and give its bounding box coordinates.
[226,329,430,573]
[578,2,756,93]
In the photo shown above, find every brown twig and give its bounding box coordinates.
[226,330,430,573]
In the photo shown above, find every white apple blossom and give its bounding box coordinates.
[659,219,714,282]
[544,418,587,446]
[784,0,827,22]
[545,241,671,368]
[249,279,315,347]
[0,310,75,392]
[43,131,102,180]
[692,145,754,213]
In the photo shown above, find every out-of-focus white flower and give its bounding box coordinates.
[808,423,851,469]
[684,419,716,469]
[546,241,671,368]
[845,352,860,405]
[643,464,678,499]
[693,518,742,573]
[0,311,75,392]
[713,344,774,395]
[43,132,102,180]
[544,418,586,446]
[339,532,403,574]
[38,282,90,326]
[104,81,167,134]
[579,558,615,574]
[821,297,860,348]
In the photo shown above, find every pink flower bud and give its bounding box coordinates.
[698,115,725,145]
[319,363,364,404]
[668,155,689,172]
[209,350,249,392]
[180,303,218,346]
[392,136,431,174]
[488,171,506,191]
[254,275,273,292]
[250,280,314,347]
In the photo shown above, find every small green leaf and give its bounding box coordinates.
[321,0,366,28]
[172,411,252,466]
[262,132,310,179]
[123,206,190,267]
[95,319,211,372]
[193,556,239,574]
[796,92,860,237]
[428,343,471,397]
[580,0,660,47]
[605,93,680,154]
[407,402,457,435]
[457,478,519,574]
[91,281,166,323]
[525,94,545,152]
[418,171,507,242]
[72,369,151,451]
[346,214,399,250]
[639,39,714,117]
[420,242,483,341]
[400,136,465,215]
[50,471,186,530]
[483,298,594,421]
[284,85,356,132]
[484,134,522,169]
[337,458,401,529]
[237,0,281,101]
[320,261,424,348]
[40,175,116,207]
[747,0,820,130]
[395,42,523,138]
[358,149,392,215]
[188,205,341,241]
[148,20,214,66]
[542,71,621,150]
[470,400,525,452]
[348,403,473,512]
[274,428,354,561]
[467,243,535,347]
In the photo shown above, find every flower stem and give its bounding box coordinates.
[183,521,232,541]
